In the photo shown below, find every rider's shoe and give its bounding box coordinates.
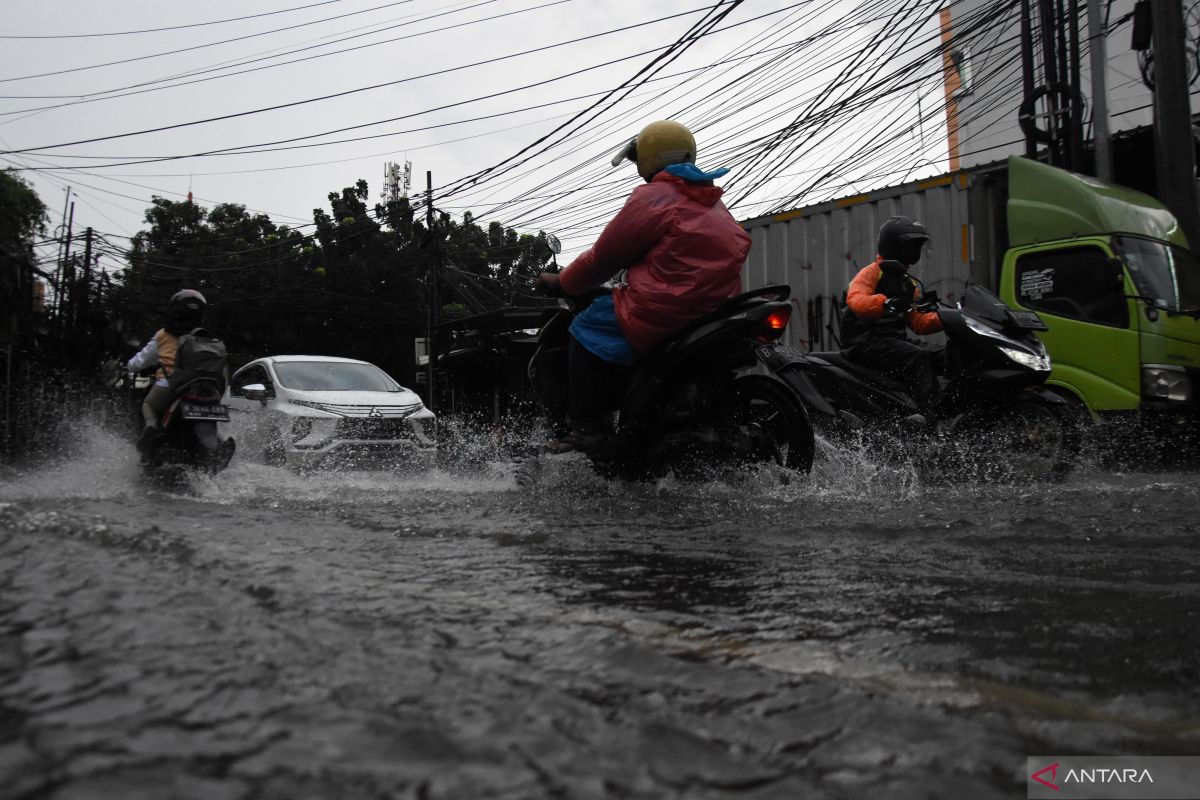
[136,423,160,454]
[544,425,605,455]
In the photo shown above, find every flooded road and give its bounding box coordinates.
[2,427,1198,799]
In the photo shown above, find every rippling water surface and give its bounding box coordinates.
[1,422,1197,798]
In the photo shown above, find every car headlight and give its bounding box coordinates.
[1142,365,1193,402]
[998,345,1051,371]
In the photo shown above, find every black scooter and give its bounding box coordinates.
[760,265,1078,481]
[525,285,815,480]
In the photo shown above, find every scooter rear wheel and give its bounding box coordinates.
[729,377,815,474]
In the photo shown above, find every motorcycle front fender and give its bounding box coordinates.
[1027,387,1069,406]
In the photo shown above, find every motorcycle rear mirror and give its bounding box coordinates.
[610,137,637,168]
[879,259,907,277]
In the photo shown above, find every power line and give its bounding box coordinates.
[0,0,422,83]
[0,0,341,39]
[0,2,724,156]
[0,0,520,112]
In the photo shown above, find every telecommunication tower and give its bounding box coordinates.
[381,160,413,202]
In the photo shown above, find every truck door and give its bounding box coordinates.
[1003,243,1140,412]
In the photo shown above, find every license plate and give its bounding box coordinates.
[1008,309,1049,330]
[180,402,229,421]
[757,344,806,368]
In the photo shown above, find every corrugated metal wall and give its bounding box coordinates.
[741,170,1001,352]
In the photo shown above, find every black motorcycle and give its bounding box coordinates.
[526,285,815,480]
[760,269,1078,481]
[104,339,236,478]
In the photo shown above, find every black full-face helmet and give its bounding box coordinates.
[168,289,206,329]
[877,216,930,265]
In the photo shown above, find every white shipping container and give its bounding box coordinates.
[739,166,1008,352]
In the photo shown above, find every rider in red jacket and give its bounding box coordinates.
[537,120,751,450]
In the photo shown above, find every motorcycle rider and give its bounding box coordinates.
[535,120,751,451]
[125,289,207,453]
[841,216,943,416]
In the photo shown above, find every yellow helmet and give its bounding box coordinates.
[610,120,697,181]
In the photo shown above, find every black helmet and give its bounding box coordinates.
[877,216,930,265]
[168,289,206,330]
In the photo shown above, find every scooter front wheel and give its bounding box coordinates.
[950,396,1077,483]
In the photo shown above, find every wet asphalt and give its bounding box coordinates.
[1,427,1198,799]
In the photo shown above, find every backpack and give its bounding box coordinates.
[169,327,228,394]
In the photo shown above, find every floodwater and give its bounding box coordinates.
[1,424,1198,799]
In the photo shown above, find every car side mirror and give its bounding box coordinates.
[879,259,907,277]
[242,383,271,402]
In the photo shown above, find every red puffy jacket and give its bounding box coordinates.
[557,171,751,354]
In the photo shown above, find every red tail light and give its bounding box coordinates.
[758,306,791,341]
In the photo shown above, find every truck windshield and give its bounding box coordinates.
[1113,235,1200,312]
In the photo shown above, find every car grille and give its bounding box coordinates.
[335,419,418,440]
[305,401,422,418]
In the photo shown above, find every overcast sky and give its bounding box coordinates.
[2,0,951,273]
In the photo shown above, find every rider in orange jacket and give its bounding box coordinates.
[841,216,942,414]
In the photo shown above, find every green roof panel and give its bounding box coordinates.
[1007,155,1187,248]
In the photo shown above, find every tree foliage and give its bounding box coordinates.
[105,178,553,384]
[1,169,48,340]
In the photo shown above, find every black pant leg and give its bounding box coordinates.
[568,335,629,432]
[848,336,937,412]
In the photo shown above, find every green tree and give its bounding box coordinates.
[0,170,48,349]
[105,179,554,387]
[119,197,313,359]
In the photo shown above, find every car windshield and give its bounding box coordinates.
[272,361,401,392]
[1113,235,1200,312]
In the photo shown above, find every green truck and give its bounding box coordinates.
[998,156,1199,436]
[741,154,1200,443]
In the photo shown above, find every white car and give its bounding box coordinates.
[227,355,436,470]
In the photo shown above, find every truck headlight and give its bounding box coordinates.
[1142,365,1193,402]
[998,345,1051,371]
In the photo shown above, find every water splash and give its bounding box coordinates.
[0,420,142,502]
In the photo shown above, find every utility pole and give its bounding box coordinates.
[1066,0,1085,172]
[79,227,94,340]
[1020,0,1039,157]
[1087,0,1113,180]
[1037,0,1063,165]
[52,189,71,321]
[1151,0,1200,247]
[425,171,440,409]
[56,201,75,345]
